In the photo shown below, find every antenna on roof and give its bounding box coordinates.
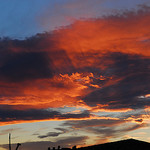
[9,133,11,150]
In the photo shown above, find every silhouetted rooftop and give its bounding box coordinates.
[78,139,150,150]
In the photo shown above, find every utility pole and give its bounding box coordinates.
[9,133,11,150]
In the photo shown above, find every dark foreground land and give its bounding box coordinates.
[76,139,150,150]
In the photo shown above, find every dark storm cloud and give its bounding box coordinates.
[0,108,59,122]
[0,52,52,82]
[59,110,91,119]
[105,53,150,77]
[0,35,75,83]
[0,136,88,150]
[0,34,54,52]
[0,36,55,82]
[0,109,91,123]
[83,53,150,109]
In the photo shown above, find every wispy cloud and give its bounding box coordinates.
[37,128,68,138]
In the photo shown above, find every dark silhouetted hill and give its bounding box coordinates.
[78,139,150,150]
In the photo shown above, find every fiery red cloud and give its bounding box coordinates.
[0,7,150,125]
[53,9,150,56]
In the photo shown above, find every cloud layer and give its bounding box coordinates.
[0,7,150,127]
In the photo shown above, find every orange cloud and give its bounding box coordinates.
[52,10,150,58]
[0,8,150,125]
[0,73,95,109]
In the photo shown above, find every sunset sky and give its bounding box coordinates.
[0,0,150,150]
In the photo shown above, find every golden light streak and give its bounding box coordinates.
[0,116,120,126]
